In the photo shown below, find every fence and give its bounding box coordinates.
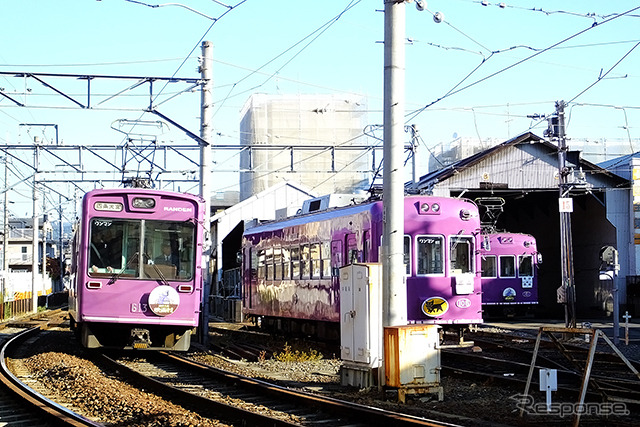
[0,298,33,320]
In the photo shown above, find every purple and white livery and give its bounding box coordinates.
[478,232,541,315]
[69,188,205,351]
[242,195,483,338]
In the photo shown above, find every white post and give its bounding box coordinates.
[539,368,558,412]
[382,0,407,329]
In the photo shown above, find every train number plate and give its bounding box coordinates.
[130,303,149,313]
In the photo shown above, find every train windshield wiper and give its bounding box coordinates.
[144,252,171,286]
[107,252,139,285]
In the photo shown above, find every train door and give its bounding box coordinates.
[244,247,257,309]
[363,230,370,262]
[331,240,343,272]
[331,240,343,306]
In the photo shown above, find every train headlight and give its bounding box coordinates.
[132,197,156,209]
[419,202,441,215]
[460,209,472,220]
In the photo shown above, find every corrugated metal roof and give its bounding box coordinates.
[414,132,628,193]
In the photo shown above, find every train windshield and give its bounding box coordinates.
[416,235,444,275]
[88,218,195,281]
[519,255,534,277]
[450,236,474,274]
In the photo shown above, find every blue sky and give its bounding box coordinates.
[0,0,639,210]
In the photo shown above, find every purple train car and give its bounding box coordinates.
[242,195,483,338]
[69,188,205,350]
[479,232,541,316]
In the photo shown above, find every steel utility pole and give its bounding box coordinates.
[554,100,577,328]
[382,0,407,328]
[199,41,213,344]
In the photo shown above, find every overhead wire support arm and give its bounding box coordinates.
[0,90,25,107]
[28,73,86,108]
[149,108,209,147]
[95,78,150,107]
[0,71,200,110]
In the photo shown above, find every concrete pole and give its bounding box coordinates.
[410,124,419,188]
[59,193,64,292]
[42,198,46,286]
[2,157,8,308]
[32,145,40,313]
[200,41,213,344]
[382,0,407,328]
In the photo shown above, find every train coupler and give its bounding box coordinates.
[131,328,152,349]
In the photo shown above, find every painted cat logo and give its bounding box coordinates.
[422,297,449,317]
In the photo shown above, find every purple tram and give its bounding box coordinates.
[242,195,483,339]
[478,232,541,316]
[69,188,205,351]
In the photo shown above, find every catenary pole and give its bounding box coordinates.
[382,0,407,328]
[32,145,40,313]
[2,156,8,307]
[556,100,577,328]
[200,41,213,345]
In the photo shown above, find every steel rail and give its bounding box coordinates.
[0,327,103,427]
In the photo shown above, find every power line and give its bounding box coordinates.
[405,5,640,124]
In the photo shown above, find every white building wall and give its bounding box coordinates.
[239,94,370,201]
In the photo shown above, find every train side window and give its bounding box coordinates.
[404,235,411,275]
[331,240,342,277]
[321,241,331,278]
[282,246,291,279]
[291,246,300,279]
[310,243,321,279]
[257,249,266,279]
[450,236,473,274]
[265,248,274,281]
[301,244,311,279]
[274,247,283,280]
[481,255,497,278]
[250,249,258,280]
[417,235,443,275]
[499,255,516,278]
[519,255,533,277]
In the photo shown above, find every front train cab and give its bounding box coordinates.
[70,189,204,351]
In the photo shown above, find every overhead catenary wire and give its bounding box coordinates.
[405,5,640,124]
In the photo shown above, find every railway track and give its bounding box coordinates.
[0,326,101,427]
[100,350,454,427]
[4,321,462,427]
[442,330,640,404]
